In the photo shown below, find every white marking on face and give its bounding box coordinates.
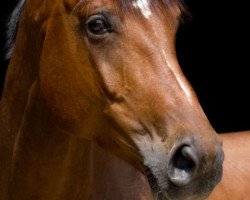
[174,73,192,101]
[162,49,192,102]
[133,0,152,19]
[161,49,192,103]
[149,25,193,103]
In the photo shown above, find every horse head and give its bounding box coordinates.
[15,0,224,199]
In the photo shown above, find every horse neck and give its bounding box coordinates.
[4,84,151,199]
[2,81,95,199]
[0,51,152,200]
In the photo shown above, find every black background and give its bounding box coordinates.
[0,0,249,133]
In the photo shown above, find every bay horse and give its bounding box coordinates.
[0,0,224,199]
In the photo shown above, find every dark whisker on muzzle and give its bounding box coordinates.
[144,167,161,193]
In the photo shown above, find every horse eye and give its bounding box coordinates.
[86,15,112,35]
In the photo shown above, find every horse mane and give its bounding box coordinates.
[5,0,187,60]
[5,0,25,60]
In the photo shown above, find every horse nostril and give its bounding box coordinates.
[168,145,199,187]
[175,146,197,171]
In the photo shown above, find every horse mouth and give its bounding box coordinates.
[145,168,170,200]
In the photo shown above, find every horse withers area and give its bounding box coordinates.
[0,0,244,199]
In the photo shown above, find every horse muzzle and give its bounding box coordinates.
[146,135,224,200]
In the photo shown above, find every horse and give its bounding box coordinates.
[0,0,224,199]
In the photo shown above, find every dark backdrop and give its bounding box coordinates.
[0,0,249,133]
